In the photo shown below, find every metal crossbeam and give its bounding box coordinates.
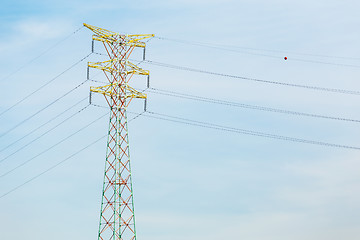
[84,23,154,240]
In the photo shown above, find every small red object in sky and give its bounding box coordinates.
[284,57,288,60]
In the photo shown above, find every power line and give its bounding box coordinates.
[0,79,89,138]
[5,105,356,197]
[147,87,360,123]
[1,26,84,82]
[141,60,360,95]
[92,53,360,96]
[0,96,88,154]
[0,104,92,164]
[92,92,360,149]
[0,52,92,118]
[89,73,360,124]
[140,111,360,151]
[155,36,360,67]
[154,37,287,61]
[289,57,360,68]
[0,134,107,199]
[0,111,107,178]
[0,111,145,199]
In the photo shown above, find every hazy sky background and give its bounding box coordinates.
[1,1,360,239]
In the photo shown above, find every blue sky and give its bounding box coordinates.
[1,0,360,239]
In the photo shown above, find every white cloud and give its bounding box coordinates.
[1,1,360,240]
[16,19,70,40]
[0,18,74,54]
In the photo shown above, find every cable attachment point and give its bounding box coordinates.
[89,91,92,105]
[144,98,147,112]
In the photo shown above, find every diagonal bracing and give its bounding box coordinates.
[84,23,154,240]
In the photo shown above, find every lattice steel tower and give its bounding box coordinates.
[84,23,154,240]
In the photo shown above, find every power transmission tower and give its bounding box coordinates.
[84,23,154,240]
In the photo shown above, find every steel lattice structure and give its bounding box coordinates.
[84,23,154,240]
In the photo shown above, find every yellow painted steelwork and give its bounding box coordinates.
[84,23,153,104]
[88,59,149,76]
[126,61,150,75]
[84,23,154,47]
[90,84,147,99]
[83,23,154,240]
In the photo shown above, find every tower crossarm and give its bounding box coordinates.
[84,23,153,240]
[90,84,147,99]
[83,23,118,44]
[127,34,155,48]
[126,61,149,75]
[89,59,150,76]
[126,85,147,99]
[84,23,154,47]
[88,59,120,74]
